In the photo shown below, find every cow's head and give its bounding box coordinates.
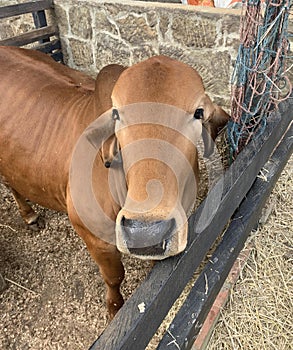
[101,56,229,260]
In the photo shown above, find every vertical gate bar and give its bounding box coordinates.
[32,10,49,44]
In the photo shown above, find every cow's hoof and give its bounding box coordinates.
[28,216,46,231]
[107,295,124,321]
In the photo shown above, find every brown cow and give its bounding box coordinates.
[0,46,229,318]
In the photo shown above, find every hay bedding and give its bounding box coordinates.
[208,156,292,350]
[147,155,292,350]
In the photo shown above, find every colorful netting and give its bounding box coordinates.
[228,0,292,159]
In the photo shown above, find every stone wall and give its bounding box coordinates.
[1,0,292,108]
[54,0,244,107]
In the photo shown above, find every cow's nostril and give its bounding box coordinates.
[120,217,176,256]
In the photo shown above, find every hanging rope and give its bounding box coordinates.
[228,0,292,159]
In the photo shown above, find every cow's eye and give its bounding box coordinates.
[112,108,120,121]
[194,108,204,120]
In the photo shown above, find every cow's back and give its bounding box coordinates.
[0,46,96,211]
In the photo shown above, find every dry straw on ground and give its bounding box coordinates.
[208,156,292,350]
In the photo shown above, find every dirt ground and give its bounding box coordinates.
[0,156,292,350]
[0,183,152,350]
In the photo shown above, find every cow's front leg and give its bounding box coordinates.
[87,237,125,319]
[69,219,124,319]
[91,241,125,319]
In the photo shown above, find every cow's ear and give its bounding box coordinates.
[94,64,126,116]
[88,64,126,168]
[208,105,230,141]
[86,110,121,168]
[100,134,120,168]
[201,98,230,157]
[100,108,121,168]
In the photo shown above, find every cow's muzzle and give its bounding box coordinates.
[120,216,176,257]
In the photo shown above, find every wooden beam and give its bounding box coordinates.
[35,38,61,53]
[158,122,293,349]
[89,97,292,350]
[0,25,58,47]
[0,0,53,19]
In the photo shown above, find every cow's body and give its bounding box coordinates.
[0,46,229,318]
[0,47,121,212]
[0,46,126,317]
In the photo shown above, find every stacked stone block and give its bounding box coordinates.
[54,0,244,107]
[0,0,291,107]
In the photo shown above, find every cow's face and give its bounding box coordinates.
[105,56,228,260]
